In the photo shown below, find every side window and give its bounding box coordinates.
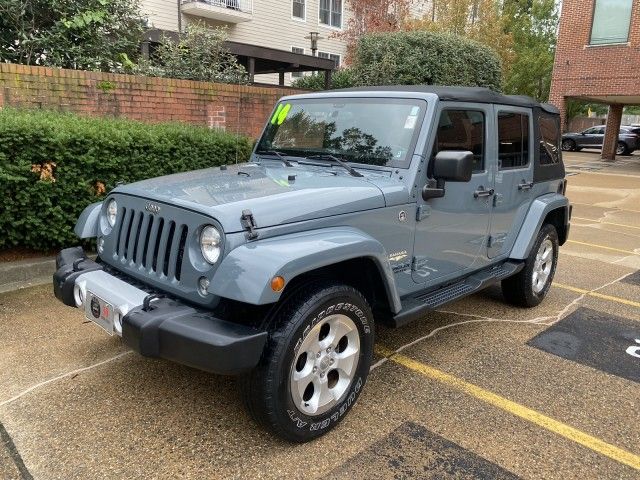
[498,112,530,169]
[539,113,561,165]
[434,110,485,172]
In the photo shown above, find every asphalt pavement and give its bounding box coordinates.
[1,150,639,479]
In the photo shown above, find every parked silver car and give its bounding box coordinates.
[561,125,640,155]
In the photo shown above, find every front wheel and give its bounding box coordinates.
[502,224,559,307]
[240,282,374,442]
[561,139,576,151]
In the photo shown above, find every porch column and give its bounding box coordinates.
[601,104,624,161]
[324,70,332,90]
[247,57,255,84]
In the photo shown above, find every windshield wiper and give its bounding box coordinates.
[303,154,363,177]
[256,150,294,167]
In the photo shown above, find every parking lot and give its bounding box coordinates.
[1,150,639,479]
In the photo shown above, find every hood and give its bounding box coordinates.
[114,163,405,233]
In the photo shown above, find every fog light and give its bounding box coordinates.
[97,237,104,254]
[198,276,210,296]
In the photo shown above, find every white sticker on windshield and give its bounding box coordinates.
[410,106,420,116]
[404,115,417,129]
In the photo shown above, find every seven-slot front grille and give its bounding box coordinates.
[114,207,188,282]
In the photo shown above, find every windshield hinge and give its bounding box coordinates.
[241,209,259,240]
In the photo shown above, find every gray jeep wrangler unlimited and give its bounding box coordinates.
[54,86,570,442]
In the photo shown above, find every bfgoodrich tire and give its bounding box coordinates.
[502,224,559,308]
[240,282,374,442]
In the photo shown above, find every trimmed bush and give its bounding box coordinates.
[293,31,502,91]
[0,109,253,251]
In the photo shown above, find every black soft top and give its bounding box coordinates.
[334,85,559,114]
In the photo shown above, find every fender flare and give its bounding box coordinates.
[510,193,569,260]
[210,227,402,313]
[74,202,102,239]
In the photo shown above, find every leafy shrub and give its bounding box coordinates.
[0,109,253,251]
[0,0,144,72]
[291,68,357,90]
[293,31,502,91]
[135,22,247,84]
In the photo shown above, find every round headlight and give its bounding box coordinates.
[200,225,222,264]
[106,199,118,227]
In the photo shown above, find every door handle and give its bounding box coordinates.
[474,187,494,198]
[518,181,534,191]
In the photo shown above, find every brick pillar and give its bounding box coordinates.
[549,93,567,132]
[601,104,623,161]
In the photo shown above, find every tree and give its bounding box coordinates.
[0,0,145,72]
[336,0,412,61]
[502,0,559,101]
[408,0,515,78]
[135,22,247,84]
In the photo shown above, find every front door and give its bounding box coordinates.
[412,104,493,285]
[580,126,604,148]
[488,106,534,258]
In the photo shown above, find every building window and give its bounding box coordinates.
[590,0,633,45]
[292,0,305,20]
[320,0,342,28]
[434,110,485,172]
[291,47,305,78]
[498,112,530,169]
[318,51,341,67]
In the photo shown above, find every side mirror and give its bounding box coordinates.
[433,150,474,182]
[422,151,474,201]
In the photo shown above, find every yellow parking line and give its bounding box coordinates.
[375,345,640,471]
[566,240,639,255]
[573,217,640,231]
[554,283,640,309]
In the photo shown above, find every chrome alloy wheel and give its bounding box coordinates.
[532,237,553,294]
[290,314,360,416]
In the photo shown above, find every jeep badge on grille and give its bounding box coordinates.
[145,202,161,214]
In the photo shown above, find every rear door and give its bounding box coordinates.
[488,106,534,258]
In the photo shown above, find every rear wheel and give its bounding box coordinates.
[240,282,374,442]
[502,224,558,307]
[561,139,576,151]
[616,142,630,156]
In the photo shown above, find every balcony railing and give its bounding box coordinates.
[181,0,253,22]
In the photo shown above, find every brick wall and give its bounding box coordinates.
[0,63,306,139]
[549,0,640,129]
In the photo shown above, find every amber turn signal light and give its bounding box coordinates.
[271,276,285,292]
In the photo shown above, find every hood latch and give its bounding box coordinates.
[241,209,259,240]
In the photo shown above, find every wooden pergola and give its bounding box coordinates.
[142,29,335,88]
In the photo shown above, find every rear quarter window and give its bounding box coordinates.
[539,114,561,165]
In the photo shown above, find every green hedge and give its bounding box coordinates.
[0,109,253,251]
[293,31,502,91]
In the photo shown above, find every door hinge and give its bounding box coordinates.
[240,209,259,240]
[416,205,431,221]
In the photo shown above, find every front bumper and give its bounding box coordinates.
[53,247,267,375]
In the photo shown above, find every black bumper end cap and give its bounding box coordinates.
[122,300,267,376]
[53,247,102,307]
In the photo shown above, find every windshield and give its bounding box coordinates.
[256,98,426,168]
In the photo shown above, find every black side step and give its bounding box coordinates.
[391,261,524,328]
